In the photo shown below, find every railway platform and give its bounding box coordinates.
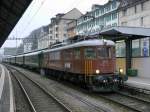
[0,64,14,112]
[125,76,150,91]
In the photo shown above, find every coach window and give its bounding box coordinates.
[84,48,96,59]
[97,47,111,58]
[74,48,80,59]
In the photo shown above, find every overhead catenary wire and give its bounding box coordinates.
[19,0,47,38]
[8,0,37,39]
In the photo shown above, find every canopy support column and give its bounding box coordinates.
[125,38,132,74]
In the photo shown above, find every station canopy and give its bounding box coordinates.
[99,26,150,72]
[100,26,150,41]
[0,0,32,47]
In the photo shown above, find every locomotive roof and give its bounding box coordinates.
[24,50,42,56]
[44,39,115,53]
[15,54,24,58]
[6,39,115,58]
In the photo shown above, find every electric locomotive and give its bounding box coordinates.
[41,38,125,92]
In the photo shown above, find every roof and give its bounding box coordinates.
[24,50,42,56]
[44,39,115,53]
[0,0,32,47]
[119,0,147,9]
[6,39,115,57]
[100,26,150,40]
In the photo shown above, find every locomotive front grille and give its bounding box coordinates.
[85,60,93,76]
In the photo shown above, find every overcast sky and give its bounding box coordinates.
[2,0,108,48]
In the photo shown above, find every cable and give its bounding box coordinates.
[10,0,37,39]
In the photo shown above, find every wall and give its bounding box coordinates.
[132,57,150,78]
[119,0,150,27]
[116,58,126,74]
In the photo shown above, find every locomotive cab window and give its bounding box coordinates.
[84,48,96,59]
[97,47,111,58]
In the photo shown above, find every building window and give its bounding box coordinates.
[134,5,137,13]
[56,34,58,38]
[122,9,127,16]
[121,21,127,26]
[112,23,117,26]
[132,39,140,57]
[101,9,104,15]
[141,2,144,11]
[112,13,117,20]
[116,41,125,57]
[56,27,58,31]
[64,34,66,37]
[95,10,99,16]
[140,17,144,26]
[112,1,116,9]
[105,5,111,12]
[95,19,99,25]
[105,15,111,22]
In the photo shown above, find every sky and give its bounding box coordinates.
[1,0,108,48]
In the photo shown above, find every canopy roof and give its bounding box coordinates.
[100,26,150,41]
[0,0,32,47]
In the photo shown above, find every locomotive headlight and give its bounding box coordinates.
[96,69,100,74]
[103,80,107,83]
[119,68,123,74]
[113,79,118,82]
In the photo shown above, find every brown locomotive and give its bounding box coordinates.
[41,39,124,91]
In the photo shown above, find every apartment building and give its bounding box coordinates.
[76,0,120,35]
[23,26,48,52]
[119,0,150,27]
[37,25,49,49]
[49,8,82,44]
[67,20,77,38]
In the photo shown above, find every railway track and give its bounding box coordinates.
[8,66,72,112]
[6,65,113,112]
[10,69,34,112]
[99,91,150,112]
[54,86,111,112]
[6,64,150,112]
[123,85,150,95]
[117,87,150,103]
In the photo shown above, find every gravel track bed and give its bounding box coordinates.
[10,69,32,112]
[11,68,68,112]
[8,65,140,112]
[119,87,150,102]
[101,93,150,112]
